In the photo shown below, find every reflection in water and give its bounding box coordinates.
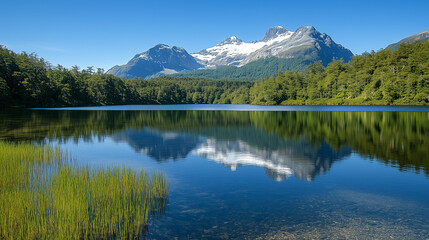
[0,109,428,177]
[1,107,428,238]
[194,138,294,180]
[112,129,201,162]
[110,127,350,181]
[193,138,351,181]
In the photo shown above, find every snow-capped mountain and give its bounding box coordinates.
[106,44,203,79]
[106,26,353,80]
[192,26,294,68]
[191,26,353,68]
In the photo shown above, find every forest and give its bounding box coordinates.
[0,40,428,107]
[251,40,429,105]
[0,45,250,107]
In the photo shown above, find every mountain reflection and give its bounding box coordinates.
[1,109,428,177]
[193,138,351,181]
[110,127,351,181]
[112,129,201,162]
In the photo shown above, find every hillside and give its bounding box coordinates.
[106,26,353,80]
[385,30,429,51]
[106,44,203,79]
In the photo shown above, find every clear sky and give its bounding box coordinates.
[1,0,428,71]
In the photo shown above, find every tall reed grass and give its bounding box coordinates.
[0,141,168,239]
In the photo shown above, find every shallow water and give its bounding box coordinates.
[1,105,429,239]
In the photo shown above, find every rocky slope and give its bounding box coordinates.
[107,44,203,79]
[107,26,353,80]
[192,26,353,68]
[386,30,429,51]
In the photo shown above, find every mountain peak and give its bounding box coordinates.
[218,36,243,46]
[262,26,290,41]
[295,26,317,34]
[154,43,169,48]
[107,43,202,79]
[193,25,353,68]
[141,44,188,59]
[151,44,184,52]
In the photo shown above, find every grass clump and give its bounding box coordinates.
[0,141,168,239]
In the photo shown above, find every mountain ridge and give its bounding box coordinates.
[106,44,203,79]
[386,30,429,51]
[191,26,353,68]
[107,26,354,80]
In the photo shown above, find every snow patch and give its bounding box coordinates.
[192,30,294,67]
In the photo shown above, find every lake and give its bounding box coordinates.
[1,105,429,239]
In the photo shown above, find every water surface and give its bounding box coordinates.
[1,105,429,239]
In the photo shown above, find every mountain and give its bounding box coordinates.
[385,30,429,51]
[107,26,353,80]
[106,44,203,79]
[177,26,353,80]
[191,26,353,68]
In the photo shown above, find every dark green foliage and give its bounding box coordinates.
[175,54,320,81]
[126,76,252,105]
[0,46,250,107]
[249,40,429,105]
[0,77,9,103]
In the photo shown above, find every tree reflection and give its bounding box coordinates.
[1,109,428,177]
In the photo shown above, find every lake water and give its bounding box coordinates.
[1,105,429,239]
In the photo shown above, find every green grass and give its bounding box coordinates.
[0,141,168,239]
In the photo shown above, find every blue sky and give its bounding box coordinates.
[1,0,428,71]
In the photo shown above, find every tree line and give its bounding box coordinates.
[250,40,429,105]
[1,40,428,107]
[0,45,250,107]
[175,55,316,81]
